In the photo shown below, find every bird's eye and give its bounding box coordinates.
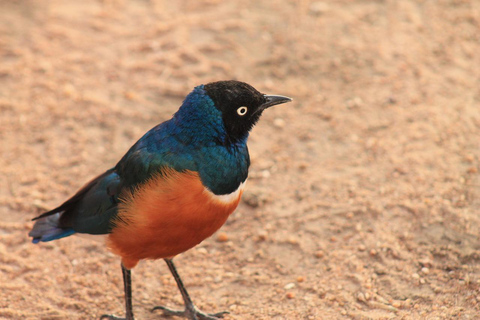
[237,106,248,116]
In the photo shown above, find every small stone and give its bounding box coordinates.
[419,258,432,267]
[286,292,295,299]
[392,301,402,308]
[309,2,330,15]
[257,230,268,241]
[243,192,262,208]
[196,247,208,254]
[358,244,366,252]
[346,97,363,109]
[315,250,325,258]
[369,249,377,256]
[357,292,366,303]
[261,170,271,178]
[412,273,420,279]
[298,162,308,170]
[464,154,475,163]
[297,276,305,283]
[217,232,229,242]
[287,237,298,245]
[63,83,77,97]
[421,267,430,275]
[124,91,137,100]
[467,167,478,174]
[284,283,295,290]
[273,118,285,128]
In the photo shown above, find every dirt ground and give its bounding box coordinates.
[1,0,479,319]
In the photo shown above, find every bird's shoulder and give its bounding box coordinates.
[116,119,250,195]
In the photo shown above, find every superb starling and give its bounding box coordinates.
[29,80,292,320]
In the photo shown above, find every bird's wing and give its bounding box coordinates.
[30,168,122,238]
[31,123,197,239]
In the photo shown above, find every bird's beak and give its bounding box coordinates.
[261,95,292,110]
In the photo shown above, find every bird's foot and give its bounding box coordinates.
[100,314,133,320]
[152,305,228,320]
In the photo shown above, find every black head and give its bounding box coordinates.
[204,80,292,143]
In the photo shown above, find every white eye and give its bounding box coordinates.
[237,106,248,116]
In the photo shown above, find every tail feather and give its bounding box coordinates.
[29,212,75,243]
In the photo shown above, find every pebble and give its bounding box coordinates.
[357,292,366,303]
[287,236,298,245]
[286,292,295,299]
[196,247,208,254]
[315,250,325,258]
[421,267,430,274]
[124,91,137,100]
[273,118,285,128]
[216,232,229,242]
[309,1,330,15]
[257,230,268,241]
[467,166,477,174]
[418,258,433,268]
[297,276,305,283]
[464,154,475,163]
[284,283,295,290]
[261,170,271,178]
[346,97,363,109]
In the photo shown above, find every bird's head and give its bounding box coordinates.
[203,80,292,144]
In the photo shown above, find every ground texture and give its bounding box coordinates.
[1,0,480,319]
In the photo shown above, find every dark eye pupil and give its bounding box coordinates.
[238,107,247,115]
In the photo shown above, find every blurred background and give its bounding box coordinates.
[0,0,479,319]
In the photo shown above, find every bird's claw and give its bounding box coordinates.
[152,305,229,320]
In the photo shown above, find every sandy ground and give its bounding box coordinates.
[1,0,480,319]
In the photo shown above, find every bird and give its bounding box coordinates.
[29,80,291,320]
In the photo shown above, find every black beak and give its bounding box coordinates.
[261,95,292,109]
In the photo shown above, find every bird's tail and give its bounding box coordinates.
[28,212,75,243]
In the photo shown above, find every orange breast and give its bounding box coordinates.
[107,169,242,269]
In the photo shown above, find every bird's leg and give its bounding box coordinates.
[100,263,134,320]
[152,259,229,320]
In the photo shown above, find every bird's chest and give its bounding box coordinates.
[107,170,244,268]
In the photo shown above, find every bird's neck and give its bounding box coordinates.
[169,87,250,195]
[174,86,249,147]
